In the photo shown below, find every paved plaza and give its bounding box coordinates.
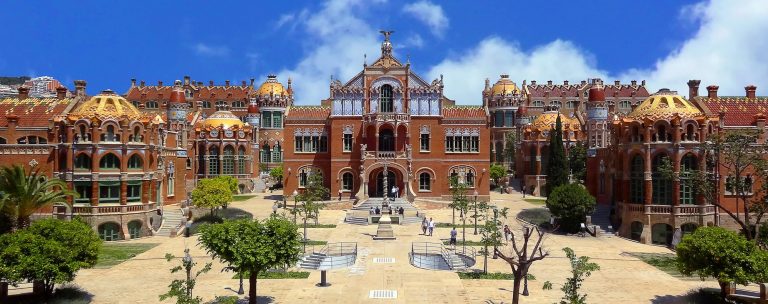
[70,192,723,303]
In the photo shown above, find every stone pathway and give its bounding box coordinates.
[69,191,730,303]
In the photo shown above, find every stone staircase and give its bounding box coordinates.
[253,177,267,193]
[351,198,423,225]
[299,252,326,270]
[589,204,612,236]
[155,208,184,237]
[401,216,424,225]
[345,216,369,226]
[446,253,466,269]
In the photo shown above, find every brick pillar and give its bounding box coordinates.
[535,142,542,175]
[142,180,150,203]
[91,180,99,206]
[644,147,653,205]
[120,181,128,205]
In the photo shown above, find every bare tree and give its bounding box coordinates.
[494,225,549,304]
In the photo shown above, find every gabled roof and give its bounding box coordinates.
[697,96,768,126]
[286,106,330,120]
[0,97,73,127]
[442,106,487,119]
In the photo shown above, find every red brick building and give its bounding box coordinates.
[283,34,490,202]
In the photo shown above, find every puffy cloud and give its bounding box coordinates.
[402,1,449,37]
[192,43,230,57]
[620,0,768,96]
[426,37,607,104]
[276,0,384,104]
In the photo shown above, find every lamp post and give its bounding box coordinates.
[473,190,479,235]
[522,226,530,296]
[182,248,193,298]
[272,201,278,215]
[292,190,299,224]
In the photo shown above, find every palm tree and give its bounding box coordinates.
[0,164,73,230]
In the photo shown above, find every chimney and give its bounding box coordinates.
[707,85,719,99]
[581,80,587,85]
[56,87,67,99]
[140,80,145,87]
[563,80,569,86]
[74,80,87,96]
[184,76,191,86]
[687,80,701,98]
[250,78,255,86]
[746,85,757,99]
[631,80,637,86]
[242,80,247,86]
[641,80,646,86]
[158,81,163,86]
[197,81,203,86]
[131,78,137,87]
[17,87,29,100]
[209,80,214,86]
[547,80,552,85]
[614,80,620,86]
[225,80,230,86]
[531,80,537,86]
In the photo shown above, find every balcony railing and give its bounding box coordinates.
[619,203,717,216]
[363,113,410,123]
[53,203,154,215]
[363,150,408,160]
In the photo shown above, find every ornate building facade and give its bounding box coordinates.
[283,33,491,202]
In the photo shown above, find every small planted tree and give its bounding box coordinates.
[199,217,302,304]
[676,226,768,298]
[0,218,101,297]
[543,247,600,304]
[159,249,212,304]
[546,184,596,233]
[191,178,233,217]
[215,176,239,194]
[448,176,470,249]
[490,164,506,190]
[495,225,549,304]
[269,164,283,183]
[477,201,508,274]
[0,164,74,230]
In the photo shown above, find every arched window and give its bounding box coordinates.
[99,153,120,169]
[208,146,219,175]
[75,154,91,170]
[261,143,271,163]
[380,84,393,112]
[299,169,308,188]
[680,154,697,204]
[419,172,431,191]
[378,129,394,151]
[202,101,212,109]
[127,154,143,169]
[0,137,7,144]
[685,124,696,141]
[652,154,672,205]
[238,146,246,174]
[98,222,121,241]
[16,136,47,144]
[272,143,282,163]
[342,172,353,191]
[232,101,246,109]
[466,170,475,187]
[630,155,644,204]
[77,125,89,142]
[222,146,235,175]
[130,126,142,142]
[131,100,140,108]
[128,220,142,239]
[102,125,117,142]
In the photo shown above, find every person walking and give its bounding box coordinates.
[428,218,435,236]
[503,224,511,241]
[449,227,458,248]
[421,217,428,235]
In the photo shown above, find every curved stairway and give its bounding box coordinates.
[155,208,184,237]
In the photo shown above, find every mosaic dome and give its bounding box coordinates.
[626,89,703,121]
[531,111,580,131]
[256,75,286,96]
[202,110,245,129]
[68,90,142,122]
[490,74,521,96]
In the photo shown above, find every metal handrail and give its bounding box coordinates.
[306,242,357,270]
[411,242,455,269]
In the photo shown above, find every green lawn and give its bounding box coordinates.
[303,223,337,228]
[627,252,706,281]
[458,272,514,280]
[233,195,258,202]
[189,207,254,234]
[516,208,551,227]
[96,243,159,268]
[523,198,547,205]
[233,271,310,279]
[303,240,328,246]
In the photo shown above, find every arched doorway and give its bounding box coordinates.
[652,223,673,246]
[374,170,396,198]
[99,222,121,241]
[681,223,697,237]
[630,221,643,242]
[128,220,143,239]
[379,128,394,151]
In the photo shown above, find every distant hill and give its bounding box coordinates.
[0,76,31,86]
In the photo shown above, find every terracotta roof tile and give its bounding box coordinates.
[0,97,72,127]
[442,106,486,119]
[286,106,330,120]
[126,85,251,102]
[701,96,768,126]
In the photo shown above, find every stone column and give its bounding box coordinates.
[644,146,653,205]
[535,141,542,175]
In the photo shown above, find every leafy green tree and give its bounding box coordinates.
[0,164,73,230]
[448,176,471,249]
[676,226,768,298]
[495,225,548,304]
[159,249,212,304]
[215,176,239,195]
[476,200,509,274]
[490,164,506,189]
[543,247,601,304]
[568,142,587,184]
[269,164,283,182]
[504,131,517,168]
[292,198,323,251]
[546,115,569,194]
[0,218,101,296]
[546,184,596,233]
[294,172,328,227]
[199,217,302,304]
[191,178,233,217]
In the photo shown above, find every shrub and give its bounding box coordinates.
[546,184,596,233]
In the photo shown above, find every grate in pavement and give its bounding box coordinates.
[373,257,395,263]
[369,290,397,299]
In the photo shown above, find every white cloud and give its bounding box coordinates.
[400,33,425,49]
[276,0,384,104]
[402,1,448,37]
[193,43,230,57]
[620,0,768,96]
[426,37,607,104]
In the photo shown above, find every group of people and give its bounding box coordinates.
[421,217,435,236]
[389,186,399,199]
[369,206,405,215]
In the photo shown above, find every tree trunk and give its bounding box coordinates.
[484,245,488,274]
[249,271,258,304]
[512,273,522,304]
[718,280,733,299]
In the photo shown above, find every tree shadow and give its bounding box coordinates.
[264,195,284,201]
[651,288,730,304]
[7,285,94,304]
[206,295,275,304]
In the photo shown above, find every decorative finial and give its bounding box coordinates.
[364,53,367,66]
[379,30,394,56]
[407,54,410,65]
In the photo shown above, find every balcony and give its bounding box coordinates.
[53,203,156,216]
[363,113,410,124]
[363,150,408,161]
[618,202,717,216]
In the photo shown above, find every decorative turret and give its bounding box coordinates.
[168,80,188,122]
[246,100,260,126]
[586,83,609,149]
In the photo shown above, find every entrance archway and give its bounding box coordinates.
[379,128,394,151]
[374,171,396,198]
[367,167,405,198]
[652,223,673,246]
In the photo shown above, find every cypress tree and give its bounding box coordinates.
[546,114,569,194]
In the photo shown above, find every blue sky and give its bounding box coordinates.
[1,0,767,104]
